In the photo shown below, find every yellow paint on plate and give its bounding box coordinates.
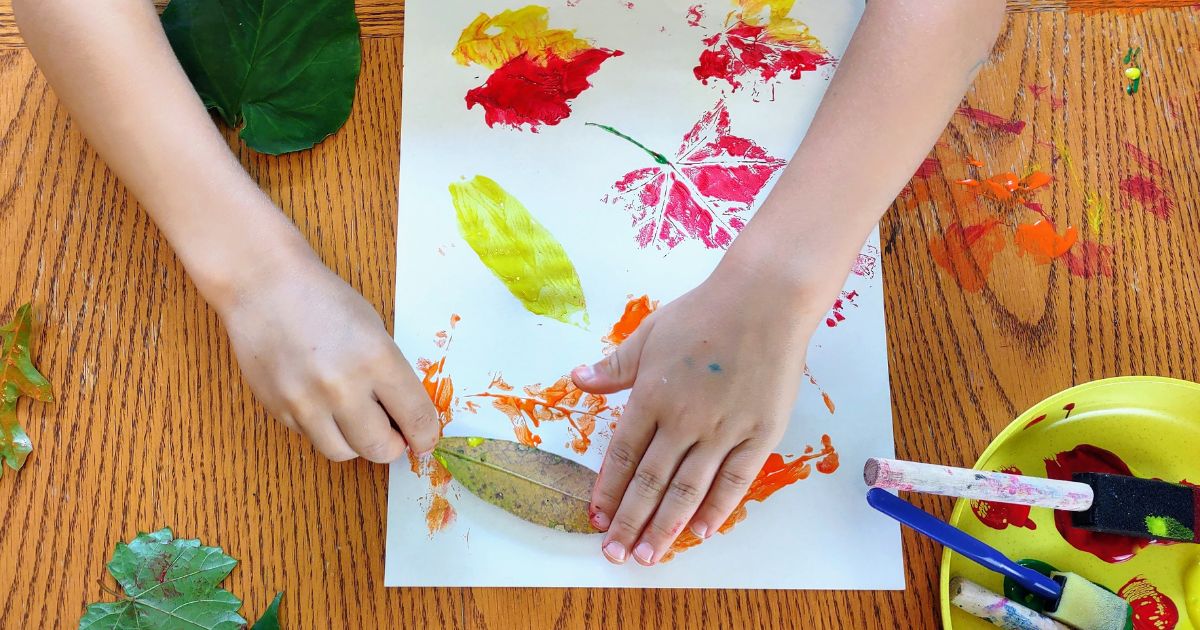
[940,377,1200,630]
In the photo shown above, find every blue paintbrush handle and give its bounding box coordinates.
[866,488,1061,600]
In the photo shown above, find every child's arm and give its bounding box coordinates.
[14,0,439,462]
[573,0,1007,565]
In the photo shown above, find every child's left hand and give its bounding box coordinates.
[572,255,829,566]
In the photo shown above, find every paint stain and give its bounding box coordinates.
[1119,175,1174,220]
[1065,241,1115,279]
[412,317,462,535]
[472,374,619,454]
[694,0,834,92]
[971,466,1038,531]
[928,220,1005,293]
[603,295,658,349]
[851,245,879,279]
[708,363,722,372]
[1024,414,1048,430]
[957,170,1051,203]
[913,156,943,179]
[1066,0,1185,14]
[454,6,622,131]
[956,106,1027,136]
[1014,221,1078,265]
[825,290,859,328]
[1119,576,1180,630]
[804,367,836,415]
[425,494,457,535]
[686,4,705,26]
[1028,84,1066,110]
[662,434,839,561]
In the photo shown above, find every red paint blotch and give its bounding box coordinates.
[466,49,623,131]
[971,466,1038,531]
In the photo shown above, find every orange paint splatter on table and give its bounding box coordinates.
[472,374,619,454]
[603,295,658,349]
[957,170,1051,203]
[1015,221,1078,264]
[928,220,1005,293]
[663,435,839,561]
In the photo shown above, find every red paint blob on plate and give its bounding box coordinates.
[1119,575,1180,630]
[1045,444,1152,562]
[971,466,1038,531]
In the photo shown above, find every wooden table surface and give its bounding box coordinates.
[1,2,1197,628]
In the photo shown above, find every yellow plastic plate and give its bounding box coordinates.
[940,376,1200,630]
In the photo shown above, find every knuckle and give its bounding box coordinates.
[612,514,644,536]
[605,442,639,472]
[604,352,624,378]
[667,478,704,504]
[633,469,666,499]
[360,439,403,463]
[646,518,677,540]
[718,466,754,489]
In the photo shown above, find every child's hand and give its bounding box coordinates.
[217,248,440,463]
[572,256,828,566]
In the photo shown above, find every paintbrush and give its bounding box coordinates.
[866,489,1133,630]
[865,457,1199,544]
[949,577,1070,630]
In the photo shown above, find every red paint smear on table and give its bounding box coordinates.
[971,466,1038,531]
[1119,576,1180,630]
[852,245,879,279]
[929,220,1005,293]
[686,4,704,26]
[600,101,785,250]
[913,156,942,179]
[1028,84,1066,110]
[472,374,620,454]
[695,22,833,91]
[466,49,622,131]
[1119,175,1174,220]
[825,290,859,328]
[1044,444,1177,562]
[1065,241,1115,278]
[604,295,658,348]
[662,435,839,561]
[956,106,1027,135]
[1015,221,1079,264]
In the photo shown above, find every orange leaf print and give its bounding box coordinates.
[928,220,1005,293]
[472,374,620,454]
[411,315,462,535]
[1015,221,1078,264]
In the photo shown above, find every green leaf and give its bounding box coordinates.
[448,175,589,325]
[0,303,53,475]
[161,0,362,155]
[79,528,247,630]
[250,592,283,630]
[434,437,598,533]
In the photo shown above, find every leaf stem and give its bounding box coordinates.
[586,123,671,165]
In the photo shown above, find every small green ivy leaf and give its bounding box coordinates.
[79,528,246,630]
[251,592,284,630]
[161,0,362,155]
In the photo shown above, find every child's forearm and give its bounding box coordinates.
[725,0,1006,306]
[14,0,308,311]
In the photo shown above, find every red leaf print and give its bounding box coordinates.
[466,49,622,131]
[591,101,786,249]
[694,6,833,92]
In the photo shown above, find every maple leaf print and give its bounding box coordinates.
[590,101,786,250]
[694,0,834,92]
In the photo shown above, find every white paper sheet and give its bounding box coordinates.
[387,0,903,589]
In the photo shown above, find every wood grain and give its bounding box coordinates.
[1,1,1198,629]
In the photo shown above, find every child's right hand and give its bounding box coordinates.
[214,245,440,463]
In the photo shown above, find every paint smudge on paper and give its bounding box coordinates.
[412,316,462,535]
[686,4,705,26]
[928,220,1005,293]
[425,494,457,535]
[971,466,1038,531]
[1121,141,1175,220]
[471,374,621,454]
[604,295,658,350]
[694,0,834,93]
[1014,221,1078,265]
[825,290,858,328]
[804,367,836,414]
[454,6,622,131]
[852,245,879,279]
[956,106,1027,136]
[450,175,588,325]
[1119,576,1180,630]
[662,434,839,561]
[592,100,786,250]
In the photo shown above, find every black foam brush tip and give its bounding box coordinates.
[1071,472,1199,543]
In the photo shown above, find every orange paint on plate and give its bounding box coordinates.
[662,435,839,561]
[603,295,658,348]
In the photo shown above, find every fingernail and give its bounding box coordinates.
[691,522,709,539]
[592,511,611,531]
[633,542,655,565]
[574,364,595,382]
[603,541,626,564]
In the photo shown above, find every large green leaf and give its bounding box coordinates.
[0,303,53,475]
[161,0,362,155]
[434,437,598,533]
[79,529,246,630]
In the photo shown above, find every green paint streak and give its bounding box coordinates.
[586,123,671,165]
[1146,515,1193,540]
[449,175,588,325]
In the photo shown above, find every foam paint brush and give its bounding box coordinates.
[949,577,1069,630]
[865,457,1200,543]
[866,489,1134,630]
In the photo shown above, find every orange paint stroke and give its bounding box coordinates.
[957,170,1051,203]
[821,392,836,415]
[603,295,658,349]
[425,494,457,535]
[1015,221,1079,264]
[929,220,1006,293]
[803,366,836,415]
[663,434,839,561]
[412,315,462,535]
[471,374,620,454]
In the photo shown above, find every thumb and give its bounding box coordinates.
[572,319,653,394]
